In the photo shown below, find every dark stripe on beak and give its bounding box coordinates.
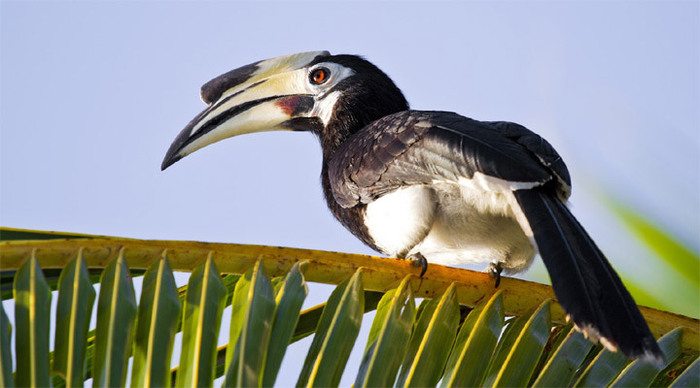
[208,80,266,111]
[195,95,286,139]
[162,95,279,171]
[161,94,316,171]
[200,61,261,104]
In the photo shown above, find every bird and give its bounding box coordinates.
[161,50,662,362]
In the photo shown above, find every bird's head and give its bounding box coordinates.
[161,51,408,170]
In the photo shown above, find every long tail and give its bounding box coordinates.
[513,189,663,362]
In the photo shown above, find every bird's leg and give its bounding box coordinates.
[488,261,503,288]
[407,252,428,278]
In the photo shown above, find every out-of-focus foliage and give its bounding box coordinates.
[606,198,700,318]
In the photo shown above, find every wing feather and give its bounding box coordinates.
[329,111,567,208]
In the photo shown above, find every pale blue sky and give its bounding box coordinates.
[2,1,698,385]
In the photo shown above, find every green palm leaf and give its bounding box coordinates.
[13,252,51,387]
[0,297,13,387]
[355,275,415,387]
[297,269,365,387]
[262,262,307,386]
[52,253,96,386]
[223,261,276,387]
[441,290,504,387]
[532,326,595,387]
[573,346,631,386]
[176,255,228,387]
[611,328,683,387]
[131,257,181,387]
[92,251,137,387]
[670,357,700,387]
[396,283,459,387]
[0,227,697,387]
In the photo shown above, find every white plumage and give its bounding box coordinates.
[364,173,538,272]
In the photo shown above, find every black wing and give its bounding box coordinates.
[328,110,570,208]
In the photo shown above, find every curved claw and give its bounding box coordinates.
[409,252,428,278]
[488,262,503,288]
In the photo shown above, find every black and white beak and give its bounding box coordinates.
[161,50,331,170]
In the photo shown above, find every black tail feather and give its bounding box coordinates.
[514,189,663,362]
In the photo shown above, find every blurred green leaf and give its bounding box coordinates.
[53,253,96,386]
[608,201,699,288]
[396,283,459,387]
[131,257,181,387]
[14,252,51,387]
[621,279,666,311]
[297,269,364,387]
[441,291,504,387]
[176,255,227,388]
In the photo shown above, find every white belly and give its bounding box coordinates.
[363,185,437,257]
[364,181,536,273]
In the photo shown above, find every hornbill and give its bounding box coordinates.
[161,51,662,361]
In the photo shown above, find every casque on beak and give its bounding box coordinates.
[161,50,329,170]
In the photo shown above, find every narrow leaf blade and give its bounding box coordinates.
[395,298,436,387]
[611,328,683,387]
[223,260,276,387]
[14,253,52,387]
[130,257,181,387]
[225,266,255,368]
[533,325,594,387]
[53,253,97,386]
[356,276,415,388]
[441,290,504,387]
[0,304,13,387]
[92,252,137,387]
[489,300,552,387]
[291,291,383,343]
[670,357,700,387]
[397,283,460,387]
[176,255,227,388]
[261,263,308,387]
[298,269,365,387]
[573,347,630,386]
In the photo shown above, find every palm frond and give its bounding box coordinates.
[0,227,697,387]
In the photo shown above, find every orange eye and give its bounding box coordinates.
[310,68,330,85]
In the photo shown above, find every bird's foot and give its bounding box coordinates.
[408,252,428,278]
[488,262,503,288]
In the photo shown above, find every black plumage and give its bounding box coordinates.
[514,189,661,359]
[328,111,560,208]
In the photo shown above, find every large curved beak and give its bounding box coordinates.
[161,50,329,170]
